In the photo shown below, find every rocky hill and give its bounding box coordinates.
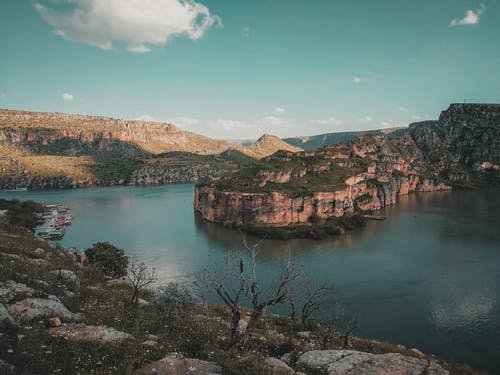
[283,128,402,151]
[248,134,303,157]
[194,104,499,239]
[0,110,302,189]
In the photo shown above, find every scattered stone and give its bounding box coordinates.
[29,258,50,267]
[263,357,296,374]
[33,248,45,257]
[7,297,82,322]
[0,303,15,327]
[135,353,222,374]
[295,350,449,375]
[0,281,35,304]
[50,269,80,290]
[48,317,62,327]
[48,324,132,343]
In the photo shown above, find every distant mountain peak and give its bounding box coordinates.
[249,134,303,157]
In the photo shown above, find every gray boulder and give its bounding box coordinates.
[263,357,297,374]
[7,296,82,322]
[135,353,222,374]
[49,324,132,343]
[0,281,35,304]
[50,269,80,290]
[295,350,449,375]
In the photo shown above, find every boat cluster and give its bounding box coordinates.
[35,204,73,241]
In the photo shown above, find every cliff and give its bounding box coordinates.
[0,109,309,189]
[194,104,499,231]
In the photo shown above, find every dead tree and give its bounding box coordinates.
[197,231,301,347]
[322,303,360,349]
[238,231,302,346]
[288,275,336,327]
[126,258,157,307]
[197,251,248,342]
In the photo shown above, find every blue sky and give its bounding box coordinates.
[1,0,499,139]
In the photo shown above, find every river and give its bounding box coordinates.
[1,185,499,372]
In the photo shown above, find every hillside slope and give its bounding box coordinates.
[0,110,301,189]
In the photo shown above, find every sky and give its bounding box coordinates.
[1,0,499,139]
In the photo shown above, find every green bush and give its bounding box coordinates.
[84,242,128,278]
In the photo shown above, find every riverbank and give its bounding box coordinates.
[0,207,482,374]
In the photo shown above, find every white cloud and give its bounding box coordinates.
[274,107,285,113]
[359,116,373,124]
[127,45,151,54]
[208,119,252,132]
[169,116,200,127]
[61,92,74,101]
[450,4,485,26]
[308,117,343,126]
[380,122,391,127]
[0,93,6,100]
[207,116,295,137]
[135,114,155,121]
[35,0,222,53]
[411,115,421,120]
[398,106,407,112]
[242,25,250,38]
[258,116,294,127]
[353,77,369,84]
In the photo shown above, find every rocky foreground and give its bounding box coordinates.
[194,104,499,237]
[0,209,482,374]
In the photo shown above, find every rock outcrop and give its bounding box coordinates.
[48,324,132,343]
[291,350,449,375]
[135,353,222,375]
[409,103,500,172]
[130,163,228,185]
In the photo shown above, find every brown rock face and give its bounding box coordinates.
[194,174,450,227]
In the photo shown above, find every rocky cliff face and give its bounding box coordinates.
[409,103,500,170]
[130,163,228,185]
[194,167,450,227]
[195,103,499,228]
[0,109,243,156]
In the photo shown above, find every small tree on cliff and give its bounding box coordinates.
[85,242,128,278]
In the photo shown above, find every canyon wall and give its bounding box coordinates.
[194,176,450,226]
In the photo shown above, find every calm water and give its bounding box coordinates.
[1,185,499,372]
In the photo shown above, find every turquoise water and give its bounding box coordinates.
[1,185,499,372]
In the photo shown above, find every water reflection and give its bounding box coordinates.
[193,213,368,258]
